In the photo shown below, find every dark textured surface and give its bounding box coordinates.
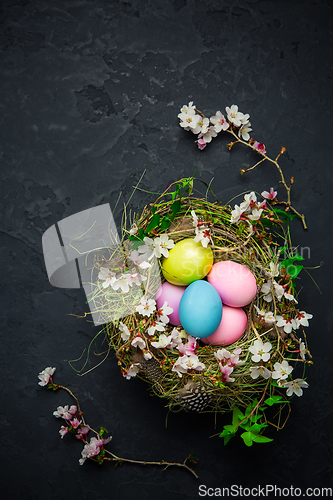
[1,0,332,498]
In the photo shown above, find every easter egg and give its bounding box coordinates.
[202,305,248,346]
[178,280,223,338]
[207,260,257,307]
[155,281,187,326]
[162,238,213,286]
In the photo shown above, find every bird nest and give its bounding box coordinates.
[97,182,311,443]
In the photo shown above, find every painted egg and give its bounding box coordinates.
[155,281,187,326]
[207,260,257,307]
[162,238,213,286]
[202,305,248,346]
[178,280,223,338]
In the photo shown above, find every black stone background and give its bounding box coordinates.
[1,0,332,498]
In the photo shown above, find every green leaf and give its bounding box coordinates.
[232,406,245,427]
[160,215,172,231]
[272,208,299,222]
[260,218,273,227]
[170,199,181,221]
[146,213,160,232]
[241,431,254,447]
[252,435,274,444]
[264,395,286,406]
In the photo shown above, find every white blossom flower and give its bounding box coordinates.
[98,267,117,288]
[210,111,229,132]
[111,274,131,293]
[275,315,297,334]
[137,237,155,260]
[119,322,130,341]
[199,126,218,143]
[295,311,313,328]
[178,110,200,131]
[168,328,183,348]
[272,360,293,381]
[284,292,297,303]
[124,363,140,380]
[282,378,309,397]
[240,191,257,212]
[238,121,252,141]
[172,355,190,378]
[147,320,166,336]
[267,261,280,278]
[128,250,151,269]
[157,301,174,324]
[194,227,212,247]
[230,204,243,224]
[214,348,231,364]
[53,405,72,420]
[225,105,247,128]
[129,223,138,235]
[261,279,284,302]
[38,366,56,386]
[264,311,276,324]
[142,349,152,360]
[153,234,175,258]
[249,339,272,362]
[135,295,156,317]
[192,116,209,135]
[131,335,146,350]
[191,210,199,227]
[299,340,307,360]
[151,334,172,349]
[184,354,205,372]
[248,208,263,221]
[127,273,147,287]
[179,101,196,115]
[249,365,272,380]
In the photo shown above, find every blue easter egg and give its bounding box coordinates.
[178,280,223,338]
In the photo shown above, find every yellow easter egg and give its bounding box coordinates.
[162,238,213,286]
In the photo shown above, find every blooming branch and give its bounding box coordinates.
[38,368,198,477]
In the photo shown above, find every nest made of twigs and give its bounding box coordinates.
[102,195,307,417]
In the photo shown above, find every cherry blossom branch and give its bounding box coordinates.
[226,128,307,229]
[38,367,198,478]
[178,102,307,229]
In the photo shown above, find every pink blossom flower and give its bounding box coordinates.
[71,418,82,429]
[76,426,90,441]
[253,141,266,154]
[195,137,207,150]
[261,187,277,200]
[219,363,235,383]
[59,426,69,439]
[69,405,77,415]
[177,335,196,356]
[79,436,112,465]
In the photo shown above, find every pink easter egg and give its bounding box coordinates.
[202,305,248,346]
[207,260,257,307]
[155,281,187,326]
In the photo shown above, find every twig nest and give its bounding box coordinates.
[104,192,312,440]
